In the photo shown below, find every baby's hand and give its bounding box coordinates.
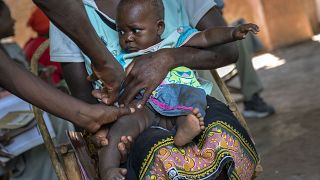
[232,23,260,40]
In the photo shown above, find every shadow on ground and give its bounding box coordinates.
[230,40,320,180]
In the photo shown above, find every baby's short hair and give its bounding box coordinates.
[0,0,10,17]
[118,0,164,20]
[0,1,6,13]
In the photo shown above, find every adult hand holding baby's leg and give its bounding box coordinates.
[92,127,133,163]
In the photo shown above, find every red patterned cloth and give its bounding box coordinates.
[24,37,62,85]
[27,7,49,36]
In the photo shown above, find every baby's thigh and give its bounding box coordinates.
[108,107,153,142]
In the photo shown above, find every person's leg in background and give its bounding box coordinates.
[193,0,274,119]
[236,33,275,119]
[195,36,275,119]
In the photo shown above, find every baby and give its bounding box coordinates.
[98,0,259,179]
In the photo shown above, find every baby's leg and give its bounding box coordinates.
[99,107,153,180]
[174,108,205,146]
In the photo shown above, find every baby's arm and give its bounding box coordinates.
[184,23,259,48]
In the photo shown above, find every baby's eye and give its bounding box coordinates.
[118,30,125,35]
[133,29,141,33]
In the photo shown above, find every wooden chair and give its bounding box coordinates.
[30,40,81,180]
[30,40,261,179]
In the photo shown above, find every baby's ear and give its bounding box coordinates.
[157,19,165,36]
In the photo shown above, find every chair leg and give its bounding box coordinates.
[59,144,82,180]
[30,40,68,180]
[210,70,250,131]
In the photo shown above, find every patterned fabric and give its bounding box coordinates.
[126,96,259,180]
[140,121,257,179]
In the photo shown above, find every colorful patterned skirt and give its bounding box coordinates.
[125,96,259,180]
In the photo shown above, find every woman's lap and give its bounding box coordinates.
[126,96,259,180]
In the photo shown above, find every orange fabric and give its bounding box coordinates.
[27,7,49,35]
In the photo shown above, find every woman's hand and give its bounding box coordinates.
[118,49,173,108]
[83,103,134,133]
[91,49,173,108]
[88,63,126,105]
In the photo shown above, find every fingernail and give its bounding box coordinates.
[137,104,142,109]
[102,98,108,104]
[119,144,125,150]
[101,140,108,146]
[120,104,124,108]
[121,136,125,140]
[130,108,135,113]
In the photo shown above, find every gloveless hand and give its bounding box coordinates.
[118,49,173,108]
[88,63,125,105]
[83,103,134,133]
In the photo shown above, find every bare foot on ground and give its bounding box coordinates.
[174,108,205,146]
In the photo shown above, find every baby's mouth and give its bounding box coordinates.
[126,46,140,53]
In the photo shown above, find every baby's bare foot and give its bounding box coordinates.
[102,168,127,180]
[174,108,205,146]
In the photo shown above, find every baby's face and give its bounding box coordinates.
[117,4,163,53]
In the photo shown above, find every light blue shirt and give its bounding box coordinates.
[50,0,192,62]
[50,0,215,92]
[50,0,193,88]
[215,0,224,9]
[117,26,198,69]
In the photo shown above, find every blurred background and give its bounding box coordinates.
[2,0,320,179]
[6,0,320,51]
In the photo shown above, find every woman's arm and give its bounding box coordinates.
[49,23,99,105]
[0,49,132,133]
[33,0,125,105]
[32,0,114,68]
[61,62,98,104]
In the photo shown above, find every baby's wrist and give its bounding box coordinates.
[231,27,238,40]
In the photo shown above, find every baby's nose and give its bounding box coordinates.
[125,33,134,42]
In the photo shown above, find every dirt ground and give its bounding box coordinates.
[228,38,320,180]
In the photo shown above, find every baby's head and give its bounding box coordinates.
[0,1,15,39]
[116,0,165,53]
